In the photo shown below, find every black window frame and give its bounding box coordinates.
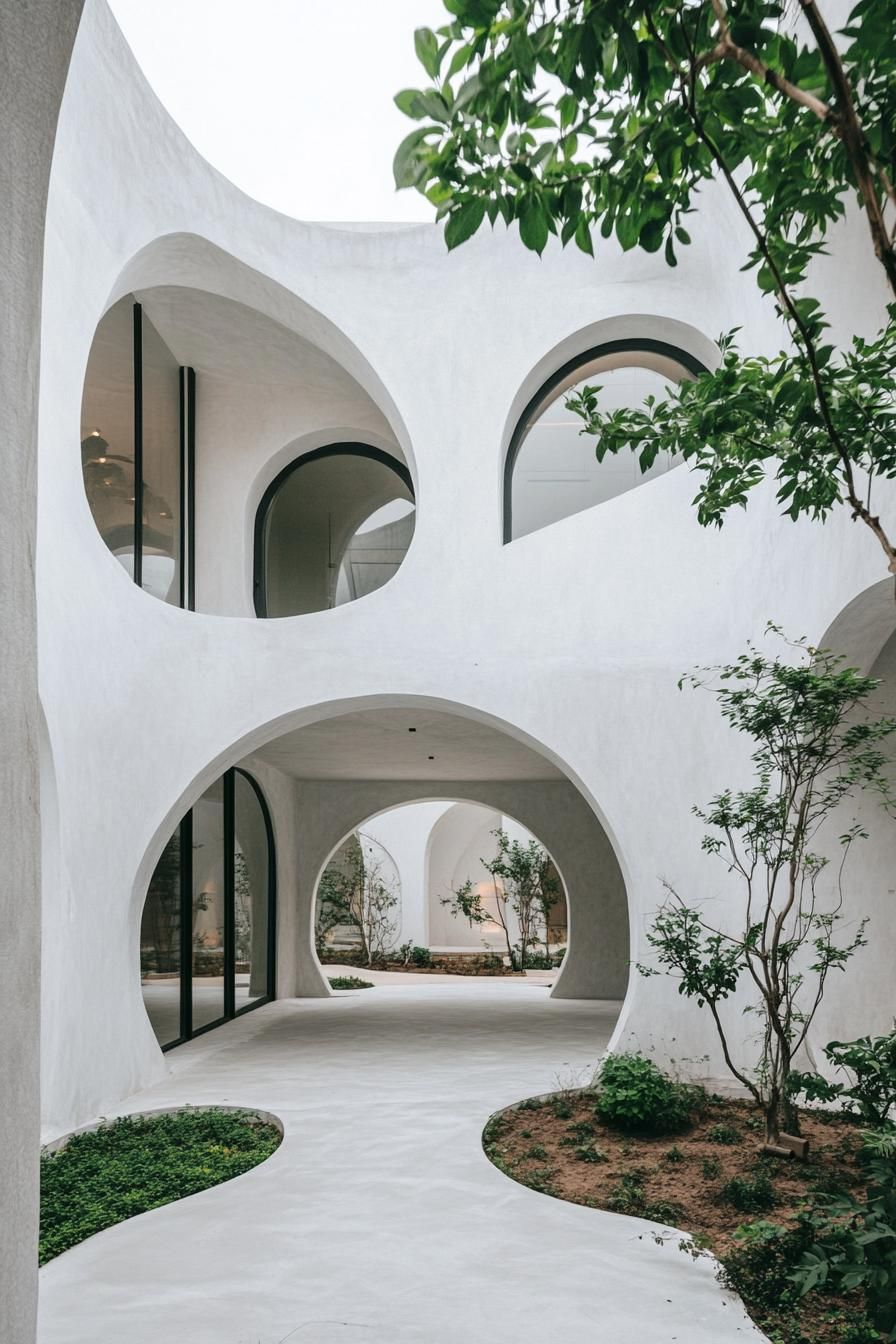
[143,766,277,1052]
[87,298,197,608]
[503,338,708,544]
[252,442,415,618]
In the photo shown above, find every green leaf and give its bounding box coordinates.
[393,128,435,190]
[519,195,549,254]
[575,216,594,256]
[414,27,441,80]
[444,197,486,250]
[394,88,427,120]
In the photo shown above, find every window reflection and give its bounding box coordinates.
[138,769,275,1050]
[257,447,414,617]
[192,781,226,1032]
[507,344,703,542]
[80,295,192,606]
[140,830,183,1048]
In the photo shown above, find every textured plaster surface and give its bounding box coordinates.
[38,0,896,1138]
[0,2,83,1339]
[38,987,764,1344]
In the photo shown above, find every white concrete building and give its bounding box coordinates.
[3,1,895,1339]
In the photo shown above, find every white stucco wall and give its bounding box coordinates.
[36,0,896,1140]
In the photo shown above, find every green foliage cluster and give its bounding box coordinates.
[441,827,561,970]
[642,631,896,1145]
[720,1219,816,1319]
[605,1169,684,1225]
[328,975,375,990]
[40,1109,280,1264]
[394,0,896,575]
[595,1052,704,1136]
[721,1172,778,1212]
[793,1153,896,1341]
[398,942,434,967]
[793,1027,896,1132]
[707,1121,742,1145]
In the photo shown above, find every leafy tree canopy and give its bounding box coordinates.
[394,0,896,575]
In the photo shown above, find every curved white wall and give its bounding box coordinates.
[37,0,896,1136]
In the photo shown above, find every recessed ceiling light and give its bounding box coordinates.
[428,755,434,760]
[408,727,416,733]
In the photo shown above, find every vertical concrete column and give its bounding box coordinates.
[0,4,84,1339]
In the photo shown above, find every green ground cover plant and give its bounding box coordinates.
[40,1108,281,1264]
[328,975,375,990]
[595,1051,705,1135]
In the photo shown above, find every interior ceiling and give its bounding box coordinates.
[252,709,563,782]
[135,286,395,441]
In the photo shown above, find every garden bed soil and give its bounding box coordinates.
[485,1091,873,1344]
[318,953,523,976]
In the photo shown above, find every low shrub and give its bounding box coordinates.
[606,1171,683,1223]
[663,1145,686,1164]
[551,1098,573,1120]
[40,1109,280,1263]
[792,1028,896,1130]
[328,976,374,990]
[522,1144,548,1160]
[707,1122,741,1145]
[721,1173,778,1213]
[701,1156,721,1180]
[575,1144,608,1164]
[595,1053,704,1135]
[792,1153,896,1340]
[719,1220,811,1316]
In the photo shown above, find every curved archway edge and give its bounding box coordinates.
[128,696,634,1012]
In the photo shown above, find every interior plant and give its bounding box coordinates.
[640,628,895,1148]
[393,0,896,580]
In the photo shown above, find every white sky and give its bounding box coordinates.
[108,0,449,222]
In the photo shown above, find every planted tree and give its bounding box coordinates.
[640,630,895,1148]
[441,827,560,968]
[394,0,896,578]
[316,834,400,966]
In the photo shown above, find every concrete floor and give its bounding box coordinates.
[38,985,763,1344]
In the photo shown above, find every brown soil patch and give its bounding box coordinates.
[484,1090,874,1343]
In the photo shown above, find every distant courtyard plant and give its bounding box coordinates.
[40,1108,281,1264]
[328,975,375,990]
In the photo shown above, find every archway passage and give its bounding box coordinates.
[254,445,415,617]
[249,702,629,1003]
[315,800,569,976]
[139,767,276,1049]
[504,339,705,542]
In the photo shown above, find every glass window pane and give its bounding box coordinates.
[140,311,181,604]
[140,830,182,1047]
[262,452,413,616]
[510,351,695,541]
[234,773,270,1008]
[80,295,136,575]
[192,781,226,1031]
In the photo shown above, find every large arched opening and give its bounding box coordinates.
[313,799,570,976]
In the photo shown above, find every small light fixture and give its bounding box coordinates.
[408,727,417,733]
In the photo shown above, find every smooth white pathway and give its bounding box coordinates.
[38,986,764,1344]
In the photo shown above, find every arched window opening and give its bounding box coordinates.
[254,445,414,617]
[505,340,706,542]
[139,768,275,1049]
[81,294,196,605]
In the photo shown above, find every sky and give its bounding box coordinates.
[108,0,449,222]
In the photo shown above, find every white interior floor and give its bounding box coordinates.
[38,986,762,1343]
